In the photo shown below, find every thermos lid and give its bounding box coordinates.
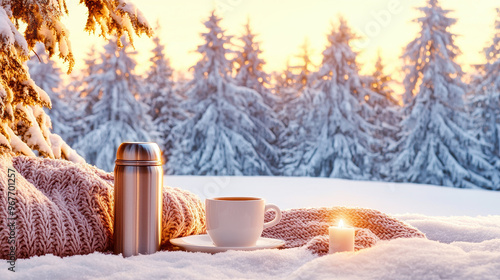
[115,142,162,166]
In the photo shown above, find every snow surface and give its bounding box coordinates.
[6,176,500,279]
[166,176,500,216]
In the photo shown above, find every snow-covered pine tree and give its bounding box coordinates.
[167,12,278,175]
[273,59,298,99]
[275,39,317,148]
[73,36,153,172]
[63,46,102,147]
[359,52,401,180]
[368,52,399,110]
[474,8,500,158]
[274,39,315,120]
[82,45,100,77]
[273,59,301,128]
[390,0,494,189]
[0,0,150,161]
[275,39,316,166]
[233,19,283,165]
[469,8,500,189]
[283,18,378,179]
[28,43,73,140]
[278,84,316,176]
[234,19,276,107]
[276,57,316,176]
[145,23,186,168]
[274,39,315,125]
[291,38,315,91]
[364,52,400,149]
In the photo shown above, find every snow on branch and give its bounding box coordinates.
[0,0,151,162]
[83,0,152,48]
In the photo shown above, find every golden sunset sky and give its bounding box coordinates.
[59,0,498,81]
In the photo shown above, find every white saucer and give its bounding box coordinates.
[170,234,285,253]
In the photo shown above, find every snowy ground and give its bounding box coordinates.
[7,177,500,279]
[166,176,500,216]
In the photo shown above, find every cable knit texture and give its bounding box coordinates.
[263,207,426,256]
[1,155,425,258]
[0,155,205,259]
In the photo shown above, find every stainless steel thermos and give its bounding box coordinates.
[113,142,163,257]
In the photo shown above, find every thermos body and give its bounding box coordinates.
[113,142,163,257]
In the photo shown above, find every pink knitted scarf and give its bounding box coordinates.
[263,207,425,256]
[0,155,425,259]
[0,155,205,259]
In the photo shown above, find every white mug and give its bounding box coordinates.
[205,197,282,247]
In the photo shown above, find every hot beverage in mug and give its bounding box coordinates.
[205,197,282,247]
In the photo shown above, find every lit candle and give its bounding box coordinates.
[329,219,355,254]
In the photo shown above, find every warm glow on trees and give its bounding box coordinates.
[0,0,151,161]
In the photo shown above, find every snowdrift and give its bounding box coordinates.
[6,176,500,279]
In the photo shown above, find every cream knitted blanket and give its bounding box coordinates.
[0,155,425,259]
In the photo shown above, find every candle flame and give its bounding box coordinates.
[338,219,344,228]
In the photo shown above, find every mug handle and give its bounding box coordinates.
[263,204,282,229]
